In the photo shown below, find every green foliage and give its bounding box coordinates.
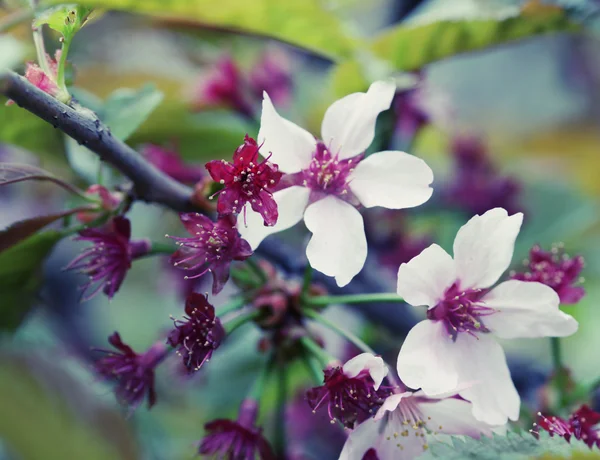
[372,7,578,72]
[416,431,594,460]
[100,84,165,141]
[41,0,357,60]
[34,4,93,40]
[0,230,63,331]
[331,7,580,95]
[0,104,65,162]
[0,352,137,459]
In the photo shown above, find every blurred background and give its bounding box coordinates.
[1,0,600,458]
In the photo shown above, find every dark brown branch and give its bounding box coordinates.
[0,70,195,211]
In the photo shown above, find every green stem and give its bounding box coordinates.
[551,337,568,408]
[32,26,52,76]
[304,309,376,355]
[300,265,312,299]
[302,353,324,384]
[247,354,273,401]
[224,310,260,335]
[0,9,32,33]
[147,241,176,255]
[300,336,334,368]
[246,257,267,284]
[304,292,404,307]
[217,297,248,317]
[56,37,71,101]
[274,360,287,457]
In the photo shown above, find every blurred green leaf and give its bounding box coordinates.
[0,230,62,330]
[0,34,25,70]
[102,84,164,141]
[0,353,137,460]
[0,103,64,161]
[331,7,580,96]
[34,4,93,39]
[372,7,579,72]
[41,0,357,60]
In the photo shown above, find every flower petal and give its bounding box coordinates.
[374,392,411,421]
[482,280,578,339]
[348,150,434,209]
[237,186,310,249]
[396,320,460,395]
[343,353,388,390]
[304,196,367,287]
[453,208,523,290]
[397,244,456,308]
[258,92,315,173]
[453,333,520,425]
[418,397,499,438]
[322,80,396,160]
[339,414,423,460]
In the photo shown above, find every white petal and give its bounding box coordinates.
[348,150,434,209]
[482,280,578,339]
[237,186,309,249]
[304,196,367,287]
[374,393,411,421]
[396,320,460,395]
[343,353,388,390]
[258,92,316,173]
[418,398,500,438]
[453,208,523,290]
[453,333,520,425]
[396,244,456,308]
[322,80,396,160]
[339,413,423,460]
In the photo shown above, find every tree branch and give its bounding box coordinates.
[0,70,195,211]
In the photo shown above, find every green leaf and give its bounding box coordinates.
[34,4,93,40]
[0,230,63,330]
[372,7,579,73]
[0,35,25,71]
[0,209,87,252]
[331,7,580,96]
[65,84,163,182]
[102,84,164,141]
[40,0,357,60]
[0,103,65,161]
[416,431,592,460]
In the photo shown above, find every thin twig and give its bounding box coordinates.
[0,71,196,211]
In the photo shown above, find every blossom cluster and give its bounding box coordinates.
[61,79,591,460]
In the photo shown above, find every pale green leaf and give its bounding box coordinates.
[331,7,580,96]
[34,4,93,39]
[41,0,357,60]
[102,84,164,141]
[416,431,593,460]
[372,7,579,72]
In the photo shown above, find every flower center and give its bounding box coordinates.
[427,283,496,340]
[383,397,432,453]
[301,142,358,199]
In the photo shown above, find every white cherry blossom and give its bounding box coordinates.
[238,81,434,287]
[339,389,501,460]
[395,208,578,425]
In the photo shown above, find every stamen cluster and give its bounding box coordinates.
[306,366,391,428]
[206,135,282,226]
[427,283,496,340]
[167,293,225,373]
